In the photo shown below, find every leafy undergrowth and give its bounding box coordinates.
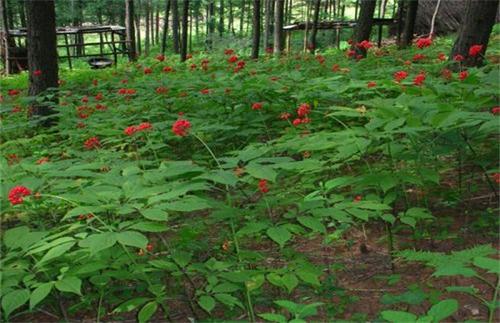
[1,39,499,322]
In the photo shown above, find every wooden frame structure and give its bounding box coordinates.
[283,0,401,52]
[284,18,398,51]
[2,25,130,74]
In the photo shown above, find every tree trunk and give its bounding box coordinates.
[171,0,180,53]
[155,5,160,44]
[251,0,261,59]
[239,0,246,35]
[218,0,224,36]
[352,0,376,56]
[135,0,142,55]
[161,0,170,53]
[308,0,321,53]
[18,0,26,27]
[399,0,418,48]
[264,0,271,48]
[25,0,58,126]
[450,0,498,67]
[180,0,189,61]
[228,0,234,34]
[207,0,215,48]
[145,0,150,55]
[273,0,284,55]
[125,0,137,60]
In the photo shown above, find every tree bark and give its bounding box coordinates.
[309,0,321,53]
[273,0,284,55]
[125,0,137,60]
[263,0,271,48]
[450,0,498,67]
[228,0,234,34]
[180,0,189,61]
[155,5,160,44]
[218,0,224,36]
[145,0,150,55]
[161,0,170,54]
[239,0,246,35]
[171,0,180,53]
[18,0,26,27]
[352,0,376,56]
[251,0,261,59]
[399,0,418,48]
[207,0,215,48]
[135,0,142,55]
[25,0,58,126]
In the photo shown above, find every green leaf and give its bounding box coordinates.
[427,299,458,321]
[129,222,168,232]
[345,208,370,221]
[212,283,240,293]
[296,268,320,286]
[381,310,417,322]
[140,208,168,221]
[214,293,244,309]
[162,196,212,212]
[400,216,417,228]
[281,273,299,293]
[1,289,30,318]
[258,313,287,323]
[36,241,76,267]
[267,227,292,248]
[245,274,265,291]
[171,251,192,268]
[113,298,150,313]
[29,282,53,310]
[138,301,158,323]
[198,295,215,313]
[55,276,82,296]
[297,216,326,233]
[116,231,148,249]
[78,232,117,253]
[3,226,29,249]
[473,257,500,275]
[246,163,277,182]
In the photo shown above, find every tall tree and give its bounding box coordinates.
[180,0,189,61]
[450,0,498,67]
[125,0,137,60]
[218,0,224,36]
[155,4,160,44]
[352,0,376,57]
[308,0,321,53]
[171,0,180,53]
[145,0,150,55]
[251,0,261,59]
[399,0,418,48]
[228,0,234,34]
[135,0,142,55]
[273,0,284,55]
[239,0,246,35]
[263,0,272,49]
[207,0,215,48]
[25,0,58,126]
[161,0,171,54]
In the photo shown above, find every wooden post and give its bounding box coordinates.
[64,33,73,70]
[111,31,117,65]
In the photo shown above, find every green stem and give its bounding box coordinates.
[192,133,255,322]
[488,277,499,323]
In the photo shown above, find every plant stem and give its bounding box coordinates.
[488,277,500,323]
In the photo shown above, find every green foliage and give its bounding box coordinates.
[1,33,499,322]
